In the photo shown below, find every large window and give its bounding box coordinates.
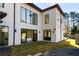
[27,10,31,24]
[21,7,38,25]
[0,3,4,8]
[45,14,49,24]
[21,7,26,22]
[30,12,38,25]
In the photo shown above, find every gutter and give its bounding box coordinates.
[13,3,15,45]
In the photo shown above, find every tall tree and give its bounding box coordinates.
[70,12,76,29]
[64,12,69,35]
[75,13,79,32]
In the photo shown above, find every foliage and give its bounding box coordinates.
[64,11,79,34]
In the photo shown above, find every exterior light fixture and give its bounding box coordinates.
[0,11,7,23]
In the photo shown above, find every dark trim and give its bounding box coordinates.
[27,3,64,16]
[13,3,15,45]
[27,3,42,12]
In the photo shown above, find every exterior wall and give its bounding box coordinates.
[15,3,43,45]
[0,3,64,46]
[60,14,64,41]
[55,8,64,42]
[0,3,14,46]
[42,8,57,42]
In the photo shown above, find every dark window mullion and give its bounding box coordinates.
[30,11,32,24]
[25,9,27,23]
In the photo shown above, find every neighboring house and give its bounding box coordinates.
[0,3,64,46]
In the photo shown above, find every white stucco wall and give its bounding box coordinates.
[0,3,64,46]
[42,8,57,42]
[55,8,64,42]
[0,3,14,46]
[15,3,43,45]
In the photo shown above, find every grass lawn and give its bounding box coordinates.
[10,40,77,56]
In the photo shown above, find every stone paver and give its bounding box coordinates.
[41,48,79,56]
[0,46,12,56]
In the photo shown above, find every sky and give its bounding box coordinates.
[34,3,79,13]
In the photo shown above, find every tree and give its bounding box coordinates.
[64,13,69,35]
[70,12,76,29]
[75,13,79,33]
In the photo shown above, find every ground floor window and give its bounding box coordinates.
[43,30,51,41]
[0,26,8,46]
[21,29,37,43]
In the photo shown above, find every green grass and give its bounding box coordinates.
[11,41,77,56]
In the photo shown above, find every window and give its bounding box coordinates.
[0,3,4,8]
[20,7,38,25]
[30,12,38,25]
[27,10,31,24]
[45,14,49,24]
[21,7,26,22]
[0,26,8,46]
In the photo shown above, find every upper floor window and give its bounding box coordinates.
[0,3,4,8]
[27,10,31,24]
[21,7,26,22]
[45,14,49,24]
[21,7,38,25]
[30,12,38,25]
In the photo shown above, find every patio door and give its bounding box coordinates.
[0,26,8,46]
[21,29,37,43]
[43,30,51,41]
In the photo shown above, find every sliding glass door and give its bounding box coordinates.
[21,29,37,43]
[0,26,8,46]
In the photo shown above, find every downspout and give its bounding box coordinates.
[13,3,15,45]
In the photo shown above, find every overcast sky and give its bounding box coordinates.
[34,3,79,13]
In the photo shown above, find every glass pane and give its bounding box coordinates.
[45,14,49,24]
[27,10,31,24]
[27,30,33,38]
[48,31,51,37]
[44,31,47,37]
[34,14,38,25]
[21,33,26,42]
[21,8,26,22]
[30,12,35,24]
[0,26,8,46]
[0,3,3,7]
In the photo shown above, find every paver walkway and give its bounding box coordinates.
[41,48,79,56]
[0,46,11,56]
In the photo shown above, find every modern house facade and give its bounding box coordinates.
[0,3,64,46]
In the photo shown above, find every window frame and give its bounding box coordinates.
[20,7,38,25]
[26,9,31,24]
[20,7,27,23]
[45,14,49,24]
[0,3,4,8]
[0,25,9,46]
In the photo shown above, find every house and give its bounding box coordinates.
[0,3,64,46]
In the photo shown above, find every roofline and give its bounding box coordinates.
[27,3,64,16]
